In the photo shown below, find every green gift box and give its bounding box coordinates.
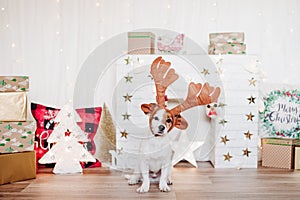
[209,32,245,44]
[0,121,36,154]
[0,76,29,92]
[208,43,246,55]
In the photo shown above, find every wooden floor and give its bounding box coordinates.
[1,162,300,200]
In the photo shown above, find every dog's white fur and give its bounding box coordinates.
[127,109,173,193]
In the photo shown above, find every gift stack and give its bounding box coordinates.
[128,32,155,54]
[262,138,300,169]
[0,76,36,185]
[208,32,246,55]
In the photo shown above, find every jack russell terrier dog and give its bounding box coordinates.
[127,56,220,193]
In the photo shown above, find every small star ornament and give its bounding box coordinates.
[224,152,232,161]
[247,96,256,104]
[218,102,227,107]
[124,56,131,65]
[122,112,131,120]
[219,119,228,126]
[123,93,133,102]
[249,77,256,86]
[243,148,251,157]
[120,130,128,139]
[124,75,133,83]
[216,67,223,76]
[201,68,210,76]
[221,135,230,144]
[246,112,254,121]
[244,131,253,140]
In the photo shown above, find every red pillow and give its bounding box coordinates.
[75,107,102,155]
[31,103,60,168]
[31,103,102,168]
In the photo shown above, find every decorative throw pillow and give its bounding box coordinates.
[31,103,60,168]
[31,103,102,168]
[75,107,102,155]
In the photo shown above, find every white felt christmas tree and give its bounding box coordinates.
[39,103,96,174]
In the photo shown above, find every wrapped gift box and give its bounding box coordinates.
[128,32,155,54]
[0,121,36,153]
[209,32,245,44]
[0,151,36,185]
[295,147,300,169]
[0,92,27,121]
[208,43,246,55]
[0,76,29,92]
[262,138,300,169]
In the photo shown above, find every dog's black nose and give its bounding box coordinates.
[158,125,165,131]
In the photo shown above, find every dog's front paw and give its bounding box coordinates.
[137,184,150,193]
[167,179,173,185]
[159,183,171,192]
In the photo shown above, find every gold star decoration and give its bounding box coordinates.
[216,58,223,65]
[219,119,228,126]
[221,135,230,144]
[122,112,131,120]
[216,67,223,76]
[201,68,210,76]
[246,112,254,121]
[124,74,133,83]
[244,130,253,140]
[247,96,256,104]
[224,152,232,161]
[124,56,131,65]
[218,102,227,107]
[120,130,128,139]
[249,77,256,86]
[123,93,133,102]
[243,148,251,157]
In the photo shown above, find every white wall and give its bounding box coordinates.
[0,0,299,108]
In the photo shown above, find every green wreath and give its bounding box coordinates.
[259,89,300,138]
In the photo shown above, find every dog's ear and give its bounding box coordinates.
[141,103,156,115]
[174,114,188,130]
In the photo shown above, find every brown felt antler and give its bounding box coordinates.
[170,82,220,116]
[151,56,179,107]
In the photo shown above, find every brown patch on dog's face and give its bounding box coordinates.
[141,103,189,136]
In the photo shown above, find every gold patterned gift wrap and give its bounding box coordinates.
[0,76,29,92]
[261,138,300,169]
[0,92,27,121]
[208,43,246,55]
[209,32,245,44]
[0,121,36,153]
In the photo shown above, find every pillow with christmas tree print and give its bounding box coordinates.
[31,103,102,169]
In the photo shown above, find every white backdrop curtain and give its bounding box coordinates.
[0,0,300,162]
[0,0,300,107]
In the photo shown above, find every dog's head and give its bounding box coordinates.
[143,57,221,137]
[141,103,188,137]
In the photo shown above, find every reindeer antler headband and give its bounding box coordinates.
[143,56,221,132]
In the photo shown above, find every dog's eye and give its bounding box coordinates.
[214,104,218,107]
[154,116,159,121]
[166,118,172,123]
[207,105,211,108]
